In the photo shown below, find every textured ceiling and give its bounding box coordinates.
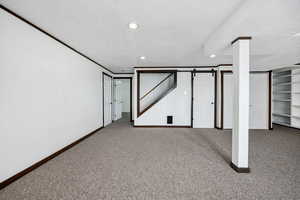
[1,0,299,72]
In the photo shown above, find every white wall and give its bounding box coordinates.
[114,74,133,78]
[134,72,191,126]
[0,9,112,182]
[134,68,269,129]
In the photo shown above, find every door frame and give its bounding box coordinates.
[113,77,133,122]
[220,70,233,129]
[191,70,217,128]
[102,72,113,126]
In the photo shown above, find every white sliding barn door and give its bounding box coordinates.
[113,79,122,121]
[103,74,112,126]
[193,73,215,128]
[249,73,269,129]
[223,73,234,129]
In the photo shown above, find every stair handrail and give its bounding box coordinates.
[139,73,174,100]
[137,71,177,117]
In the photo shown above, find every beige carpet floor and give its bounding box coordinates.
[0,117,299,200]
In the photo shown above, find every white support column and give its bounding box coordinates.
[231,37,251,173]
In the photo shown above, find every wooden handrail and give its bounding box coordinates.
[138,82,177,117]
[140,73,174,100]
[137,72,177,117]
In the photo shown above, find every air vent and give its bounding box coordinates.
[167,116,173,124]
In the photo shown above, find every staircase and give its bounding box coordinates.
[137,71,177,117]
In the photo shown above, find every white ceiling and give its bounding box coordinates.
[1,0,299,72]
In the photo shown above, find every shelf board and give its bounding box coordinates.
[273,74,292,79]
[273,82,291,86]
[273,91,291,94]
[292,105,300,108]
[273,113,291,117]
[273,99,291,102]
[273,121,291,127]
[273,71,291,77]
[292,81,300,84]
[273,90,292,93]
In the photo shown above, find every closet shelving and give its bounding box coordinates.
[272,68,300,129]
[291,68,300,129]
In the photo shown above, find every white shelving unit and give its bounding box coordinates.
[291,69,300,129]
[272,68,300,129]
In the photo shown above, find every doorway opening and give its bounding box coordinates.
[113,77,133,122]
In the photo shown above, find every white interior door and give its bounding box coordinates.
[103,74,112,126]
[193,73,215,128]
[223,73,234,129]
[114,79,123,121]
[223,73,269,129]
[249,73,269,129]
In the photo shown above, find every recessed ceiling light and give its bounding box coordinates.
[129,22,139,29]
[210,54,216,58]
[140,56,146,60]
[293,32,300,37]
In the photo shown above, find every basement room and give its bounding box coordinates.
[0,0,299,199]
